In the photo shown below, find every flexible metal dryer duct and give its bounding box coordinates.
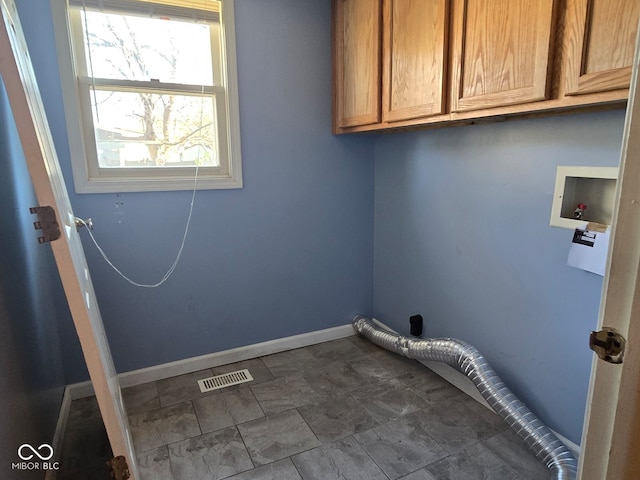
[352,315,577,480]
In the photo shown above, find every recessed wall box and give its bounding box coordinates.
[550,166,618,229]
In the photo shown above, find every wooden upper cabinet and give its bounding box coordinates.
[450,0,557,112]
[332,0,633,134]
[334,0,382,128]
[382,0,449,122]
[564,0,640,96]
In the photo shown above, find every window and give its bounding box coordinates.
[52,0,242,193]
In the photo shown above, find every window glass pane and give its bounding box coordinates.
[81,10,213,85]
[91,90,219,168]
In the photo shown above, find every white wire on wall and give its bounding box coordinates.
[76,0,210,288]
[76,165,199,288]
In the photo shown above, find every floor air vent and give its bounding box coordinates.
[198,369,253,393]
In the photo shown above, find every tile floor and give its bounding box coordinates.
[60,335,553,480]
[57,395,112,479]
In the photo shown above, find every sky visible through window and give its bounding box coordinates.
[82,10,218,168]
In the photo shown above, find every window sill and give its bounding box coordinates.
[72,170,243,194]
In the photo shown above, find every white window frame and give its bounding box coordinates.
[51,0,242,193]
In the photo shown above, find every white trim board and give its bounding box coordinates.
[44,387,72,480]
[67,323,355,399]
[554,430,581,459]
[369,318,582,457]
[368,318,493,410]
[62,318,582,458]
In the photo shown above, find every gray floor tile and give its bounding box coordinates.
[250,375,325,415]
[66,395,103,426]
[397,469,437,480]
[169,427,253,480]
[424,442,522,480]
[306,337,370,363]
[398,369,467,406]
[291,436,388,480]
[211,358,275,387]
[346,334,386,354]
[409,394,506,454]
[415,382,467,407]
[482,430,551,480]
[297,395,379,443]
[350,350,425,382]
[302,359,372,396]
[355,415,448,479]
[194,386,264,433]
[129,401,201,452]
[137,446,172,480]
[123,382,161,415]
[238,409,320,466]
[61,336,560,480]
[348,377,429,424]
[262,347,326,378]
[224,458,302,480]
[58,414,111,480]
[156,368,216,407]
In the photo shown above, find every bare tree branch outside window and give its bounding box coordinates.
[83,11,218,167]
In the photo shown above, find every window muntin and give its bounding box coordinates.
[86,90,220,168]
[79,10,215,85]
[54,0,241,192]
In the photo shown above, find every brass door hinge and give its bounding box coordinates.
[107,456,130,480]
[29,206,60,244]
[589,327,625,364]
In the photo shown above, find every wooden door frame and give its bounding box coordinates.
[0,1,138,478]
[578,17,640,480]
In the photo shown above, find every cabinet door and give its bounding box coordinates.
[564,0,640,96]
[450,0,556,112]
[382,0,449,122]
[334,0,381,128]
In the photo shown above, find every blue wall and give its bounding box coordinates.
[15,0,624,446]
[0,79,68,476]
[373,110,625,444]
[17,0,375,382]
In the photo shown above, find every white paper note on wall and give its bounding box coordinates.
[567,228,610,276]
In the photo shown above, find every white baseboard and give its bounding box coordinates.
[44,387,72,480]
[67,323,355,398]
[371,317,492,409]
[551,430,581,458]
[52,387,71,452]
[62,318,582,459]
[423,360,581,457]
[370,318,582,457]
[418,359,493,410]
[119,323,354,387]
[66,380,94,400]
